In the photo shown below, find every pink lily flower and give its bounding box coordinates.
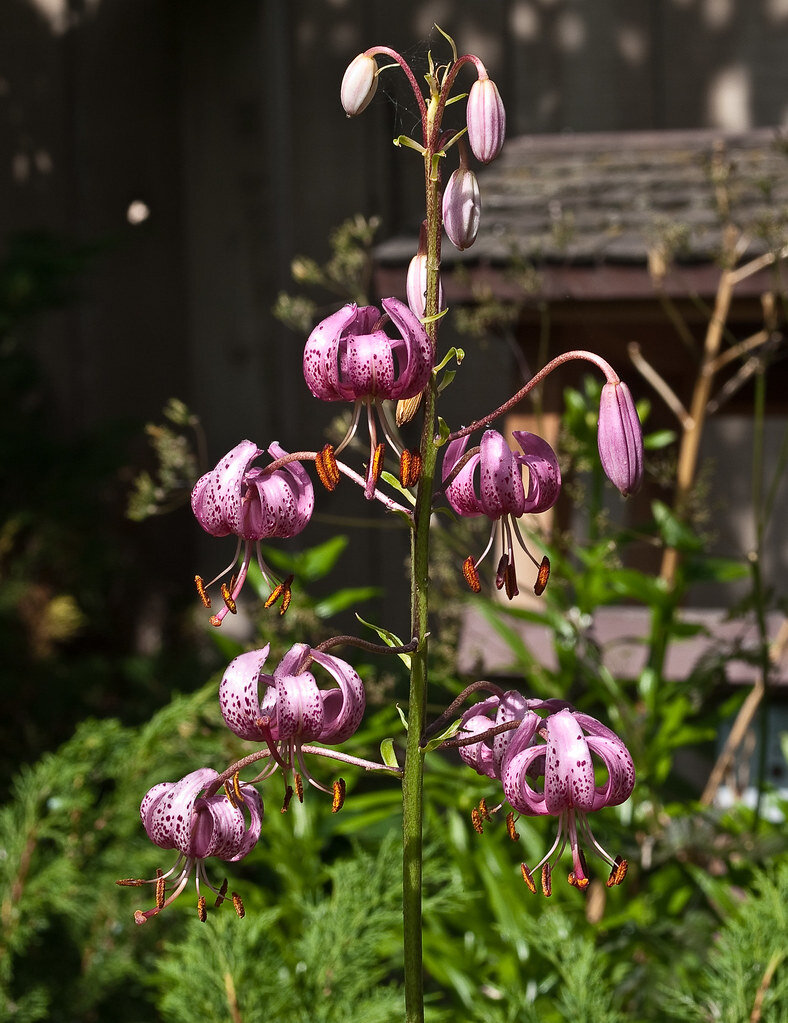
[501,707,635,892]
[303,298,433,498]
[219,643,366,798]
[191,439,314,624]
[442,429,561,597]
[123,767,263,923]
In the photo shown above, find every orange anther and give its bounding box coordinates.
[400,449,423,488]
[332,778,346,813]
[232,892,245,918]
[197,895,207,922]
[534,556,550,596]
[370,442,386,489]
[155,868,165,909]
[294,772,304,803]
[462,555,481,593]
[520,863,537,893]
[281,785,294,813]
[316,444,340,491]
[505,812,519,841]
[541,863,552,897]
[471,808,484,834]
[194,575,211,608]
[220,583,237,614]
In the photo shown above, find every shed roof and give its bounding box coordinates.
[375,128,787,301]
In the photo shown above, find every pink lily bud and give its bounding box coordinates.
[466,77,506,164]
[597,380,644,497]
[340,53,378,116]
[442,165,481,250]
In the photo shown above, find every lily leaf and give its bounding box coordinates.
[380,738,400,769]
[355,613,412,668]
[422,717,462,754]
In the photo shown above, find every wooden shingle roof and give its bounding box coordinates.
[375,128,787,301]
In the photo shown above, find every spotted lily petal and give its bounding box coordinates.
[479,430,526,518]
[141,767,220,855]
[442,437,484,517]
[191,440,261,537]
[309,649,366,744]
[512,431,562,513]
[219,647,277,741]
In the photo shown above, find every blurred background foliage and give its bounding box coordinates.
[2,222,788,1023]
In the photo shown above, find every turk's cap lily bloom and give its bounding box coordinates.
[466,76,506,164]
[303,298,432,403]
[442,165,481,251]
[219,643,366,795]
[500,706,635,892]
[303,299,433,498]
[191,440,314,624]
[442,429,561,597]
[121,767,263,923]
[597,380,644,497]
[340,52,378,116]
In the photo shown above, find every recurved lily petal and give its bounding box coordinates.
[142,767,220,854]
[309,648,366,744]
[191,785,263,861]
[243,443,314,539]
[303,303,380,401]
[479,430,526,518]
[442,437,484,517]
[191,440,261,537]
[219,647,277,741]
[542,709,597,814]
[513,431,562,514]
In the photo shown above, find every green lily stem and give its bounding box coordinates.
[402,93,443,1023]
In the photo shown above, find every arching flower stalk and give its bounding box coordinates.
[303,298,433,498]
[219,643,366,802]
[442,429,561,597]
[191,440,314,625]
[118,767,263,924]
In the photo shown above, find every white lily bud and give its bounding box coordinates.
[340,54,378,117]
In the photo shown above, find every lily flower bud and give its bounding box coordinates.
[442,165,481,251]
[340,53,378,116]
[466,77,506,164]
[597,380,644,496]
[406,221,444,317]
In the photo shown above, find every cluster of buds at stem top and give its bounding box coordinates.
[191,440,314,625]
[457,692,634,893]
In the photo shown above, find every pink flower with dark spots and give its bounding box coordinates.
[442,429,560,597]
[125,767,262,923]
[501,707,635,892]
[219,643,366,797]
[191,440,314,624]
[303,298,433,498]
